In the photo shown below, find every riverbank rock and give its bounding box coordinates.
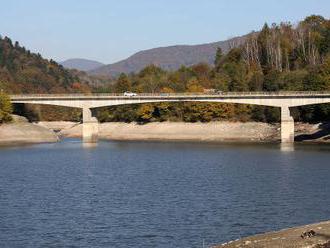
[0,115,59,145]
[11,115,29,123]
[213,220,330,248]
[37,121,78,133]
[295,122,330,142]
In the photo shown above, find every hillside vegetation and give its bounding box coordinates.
[0,36,91,94]
[0,35,93,122]
[97,15,330,123]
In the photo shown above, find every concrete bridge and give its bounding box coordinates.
[10,92,330,143]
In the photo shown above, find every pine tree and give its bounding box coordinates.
[214,47,223,68]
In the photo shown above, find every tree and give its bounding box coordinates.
[319,54,330,89]
[298,53,330,92]
[263,70,281,91]
[210,72,230,91]
[303,15,326,31]
[115,73,131,92]
[186,77,204,92]
[281,70,308,91]
[251,106,266,122]
[137,65,166,93]
[220,48,249,91]
[160,87,175,93]
[137,104,154,122]
[153,103,171,121]
[191,63,211,88]
[214,47,223,68]
[0,92,13,123]
[248,70,264,91]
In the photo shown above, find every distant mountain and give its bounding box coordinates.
[60,58,104,71]
[89,36,246,76]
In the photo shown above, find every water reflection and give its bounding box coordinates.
[82,142,98,149]
[280,143,295,152]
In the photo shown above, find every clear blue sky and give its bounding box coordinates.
[1,0,329,64]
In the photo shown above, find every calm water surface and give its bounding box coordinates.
[1,140,330,248]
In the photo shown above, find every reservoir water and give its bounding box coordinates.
[1,140,330,248]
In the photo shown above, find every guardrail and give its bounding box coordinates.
[9,91,330,99]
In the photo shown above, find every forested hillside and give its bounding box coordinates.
[97,15,330,123]
[0,36,91,94]
[0,35,93,122]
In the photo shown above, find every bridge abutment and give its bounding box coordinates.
[82,107,99,143]
[281,106,294,143]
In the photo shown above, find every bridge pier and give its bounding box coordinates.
[82,107,99,143]
[281,106,294,143]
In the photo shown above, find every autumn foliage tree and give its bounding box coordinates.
[115,73,131,92]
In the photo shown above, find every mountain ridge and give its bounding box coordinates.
[89,35,247,76]
[60,58,104,71]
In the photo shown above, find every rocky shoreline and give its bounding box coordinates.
[52,121,329,143]
[1,117,330,145]
[213,220,330,248]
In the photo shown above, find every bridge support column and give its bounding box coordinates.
[281,106,294,143]
[82,107,98,143]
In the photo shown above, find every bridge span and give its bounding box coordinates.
[10,92,330,143]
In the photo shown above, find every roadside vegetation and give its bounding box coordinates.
[0,15,329,124]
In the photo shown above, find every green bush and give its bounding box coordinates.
[0,92,13,123]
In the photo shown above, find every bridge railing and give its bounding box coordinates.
[9,91,330,99]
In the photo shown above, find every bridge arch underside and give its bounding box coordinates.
[13,97,330,109]
[12,102,82,120]
[10,97,330,109]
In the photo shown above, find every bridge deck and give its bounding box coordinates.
[10,91,330,100]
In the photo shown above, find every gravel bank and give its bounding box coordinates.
[0,116,59,145]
